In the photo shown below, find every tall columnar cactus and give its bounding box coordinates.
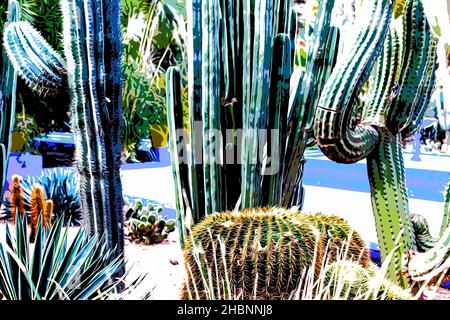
[313,0,446,287]
[0,0,19,200]
[182,208,370,300]
[3,0,125,257]
[168,0,340,244]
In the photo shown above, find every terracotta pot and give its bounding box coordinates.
[10,131,25,153]
[149,124,169,148]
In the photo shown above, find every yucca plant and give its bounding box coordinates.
[3,168,82,226]
[0,213,127,300]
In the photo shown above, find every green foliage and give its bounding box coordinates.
[17,0,63,51]
[0,214,125,300]
[121,42,166,159]
[182,208,370,300]
[120,0,187,157]
[124,199,176,245]
[13,112,39,153]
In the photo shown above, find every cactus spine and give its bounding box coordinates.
[168,0,340,244]
[0,0,19,200]
[182,208,370,300]
[3,0,125,257]
[314,0,445,287]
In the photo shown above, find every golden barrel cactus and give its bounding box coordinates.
[182,208,370,300]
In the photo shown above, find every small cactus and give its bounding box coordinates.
[324,261,412,300]
[9,174,25,224]
[30,185,46,243]
[44,199,54,229]
[124,200,176,245]
[182,207,370,300]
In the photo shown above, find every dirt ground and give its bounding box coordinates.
[124,232,186,300]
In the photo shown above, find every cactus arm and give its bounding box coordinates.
[314,0,394,164]
[239,0,252,209]
[408,226,450,282]
[242,0,275,208]
[387,0,434,133]
[406,182,450,281]
[400,37,438,141]
[3,21,66,95]
[367,129,413,287]
[442,182,450,238]
[260,34,291,206]
[207,0,223,214]
[186,0,206,222]
[0,0,20,200]
[167,67,189,245]
[281,0,336,207]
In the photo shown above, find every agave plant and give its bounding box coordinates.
[3,168,82,226]
[0,214,127,300]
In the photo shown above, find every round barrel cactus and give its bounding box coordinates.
[182,207,370,300]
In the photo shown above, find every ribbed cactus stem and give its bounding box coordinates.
[314,0,443,287]
[169,0,342,245]
[3,21,66,95]
[260,34,291,206]
[367,129,414,287]
[281,0,338,206]
[167,66,190,245]
[0,0,20,200]
[314,0,394,164]
[441,182,450,238]
[61,0,124,258]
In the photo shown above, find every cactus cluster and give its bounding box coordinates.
[167,0,340,245]
[3,168,82,225]
[313,0,449,287]
[3,0,125,257]
[7,174,53,243]
[124,199,176,245]
[0,0,19,201]
[182,207,370,300]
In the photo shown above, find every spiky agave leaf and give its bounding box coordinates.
[3,20,66,95]
[0,214,126,300]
